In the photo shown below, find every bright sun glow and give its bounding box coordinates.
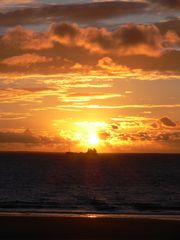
[57,121,108,151]
[71,121,106,148]
[87,133,100,145]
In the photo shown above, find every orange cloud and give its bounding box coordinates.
[0,22,180,75]
[2,26,52,50]
[1,54,52,66]
[61,92,121,103]
[0,0,34,7]
[97,57,131,72]
[0,112,31,120]
[51,23,163,57]
[164,31,180,47]
[1,22,167,57]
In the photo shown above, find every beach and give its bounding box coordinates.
[0,214,180,239]
[0,153,180,239]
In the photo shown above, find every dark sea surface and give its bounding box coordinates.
[0,152,180,215]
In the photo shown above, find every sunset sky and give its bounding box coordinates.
[0,0,180,152]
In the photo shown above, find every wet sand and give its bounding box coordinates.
[0,214,180,239]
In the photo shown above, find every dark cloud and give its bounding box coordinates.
[149,117,177,130]
[0,129,63,144]
[118,132,152,142]
[0,1,148,27]
[149,0,180,9]
[156,132,170,141]
[156,132,180,142]
[156,18,180,35]
[111,123,119,130]
[51,22,79,40]
[0,129,39,144]
[116,50,180,71]
[0,0,179,29]
[160,117,176,127]
[118,130,180,143]
[112,24,162,55]
[1,1,180,29]
[51,22,163,56]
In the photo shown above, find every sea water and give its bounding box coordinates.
[0,152,179,215]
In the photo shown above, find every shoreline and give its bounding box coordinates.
[0,212,180,221]
[0,214,180,239]
[1,151,180,155]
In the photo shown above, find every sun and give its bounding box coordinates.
[87,133,100,146]
[69,121,106,149]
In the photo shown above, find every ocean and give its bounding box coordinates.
[0,152,180,216]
